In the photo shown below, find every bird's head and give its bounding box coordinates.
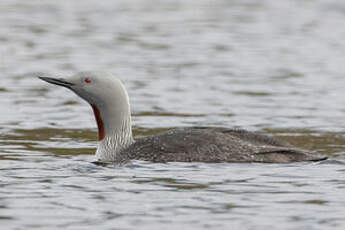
[39,71,129,108]
[39,71,133,148]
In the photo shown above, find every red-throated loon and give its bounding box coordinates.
[39,71,327,163]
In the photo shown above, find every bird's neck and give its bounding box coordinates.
[91,103,134,162]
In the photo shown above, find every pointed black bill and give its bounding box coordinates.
[39,76,74,88]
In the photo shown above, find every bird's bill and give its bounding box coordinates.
[39,76,74,88]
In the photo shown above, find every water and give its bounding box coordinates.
[1,0,345,229]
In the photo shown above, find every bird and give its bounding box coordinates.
[39,71,327,163]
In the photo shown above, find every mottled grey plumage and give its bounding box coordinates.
[39,71,327,164]
[121,127,326,163]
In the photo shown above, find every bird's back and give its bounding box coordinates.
[123,127,327,163]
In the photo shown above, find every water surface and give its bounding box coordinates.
[1,0,345,229]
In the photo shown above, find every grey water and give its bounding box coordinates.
[1,0,345,229]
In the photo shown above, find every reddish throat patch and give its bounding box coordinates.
[91,104,105,141]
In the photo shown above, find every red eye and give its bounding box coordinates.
[84,78,91,83]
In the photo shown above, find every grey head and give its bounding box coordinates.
[40,71,127,107]
[39,71,134,162]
